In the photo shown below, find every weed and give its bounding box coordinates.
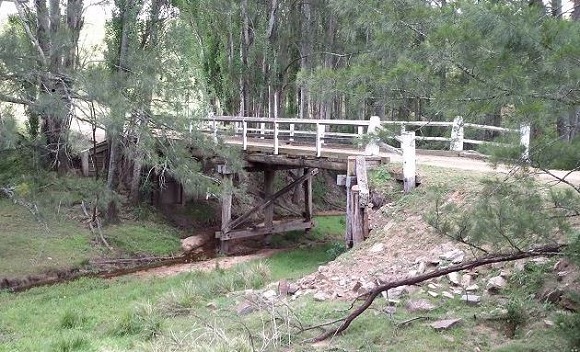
[110,303,162,340]
[510,261,551,296]
[158,262,271,317]
[557,309,580,349]
[326,241,347,260]
[505,298,527,338]
[59,310,87,330]
[51,334,92,352]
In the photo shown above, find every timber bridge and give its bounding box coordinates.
[200,115,530,252]
[82,115,531,252]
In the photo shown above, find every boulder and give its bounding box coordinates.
[430,318,462,331]
[180,235,207,252]
[442,291,454,299]
[369,243,385,253]
[313,291,328,301]
[287,283,300,295]
[440,249,465,263]
[448,272,461,286]
[236,301,256,316]
[486,276,507,293]
[406,299,436,312]
[262,289,277,300]
[461,294,481,305]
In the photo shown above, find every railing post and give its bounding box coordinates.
[450,116,464,151]
[274,122,279,155]
[316,123,325,157]
[242,120,248,150]
[520,123,531,162]
[260,122,266,139]
[289,123,295,142]
[365,115,381,156]
[357,126,364,148]
[401,131,416,193]
[400,123,406,135]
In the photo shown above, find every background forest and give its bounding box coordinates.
[0,0,578,201]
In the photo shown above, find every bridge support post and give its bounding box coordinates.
[340,156,371,248]
[304,168,313,222]
[264,168,275,244]
[218,165,233,253]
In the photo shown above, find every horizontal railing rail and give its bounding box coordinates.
[201,115,530,159]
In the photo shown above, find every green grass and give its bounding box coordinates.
[0,198,183,279]
[0,199,95,278]
[0,211,343,351]
[104,223,182,256]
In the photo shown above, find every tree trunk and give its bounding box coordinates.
[129,0,163,204]
[299,0,312,119]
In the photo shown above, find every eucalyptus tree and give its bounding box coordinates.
[86,0,239,218]
[176,0,346,119]
[0,0,84,174]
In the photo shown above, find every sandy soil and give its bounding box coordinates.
[131,248,284,278]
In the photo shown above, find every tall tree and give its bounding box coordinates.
[0,0,84,174]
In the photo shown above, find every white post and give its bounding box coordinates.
[234,121,241,136]
[357,125,364,148]
[450,116,464,151]
[260,122,266,139]
[365,115,381,156]
[401,131,416,193]
[520,123,531,161]
[212,119,218,143]
[289,123,295,142]
[274,122,279,155]
[242,120,248,150]
[316,123,325,157]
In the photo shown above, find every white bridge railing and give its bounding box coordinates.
[203,115,530,160]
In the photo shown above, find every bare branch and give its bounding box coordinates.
[0,92,33,105]
[538,166,580,194]
[12,1,48,67]
[312,244,564,342]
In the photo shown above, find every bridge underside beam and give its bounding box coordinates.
[219,218,314,241]
[244,154,388,171]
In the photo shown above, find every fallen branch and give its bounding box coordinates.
[396,316,430,328]
[81,200,113,251]
[312,244,564,342]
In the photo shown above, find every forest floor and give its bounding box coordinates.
[0,164,578,351]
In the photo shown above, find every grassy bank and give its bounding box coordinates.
[0,197,186,280]
[0,216,345,351]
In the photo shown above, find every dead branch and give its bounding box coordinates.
[81,200,113,251]
[396,316,430,328]
[312,244,564,342]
